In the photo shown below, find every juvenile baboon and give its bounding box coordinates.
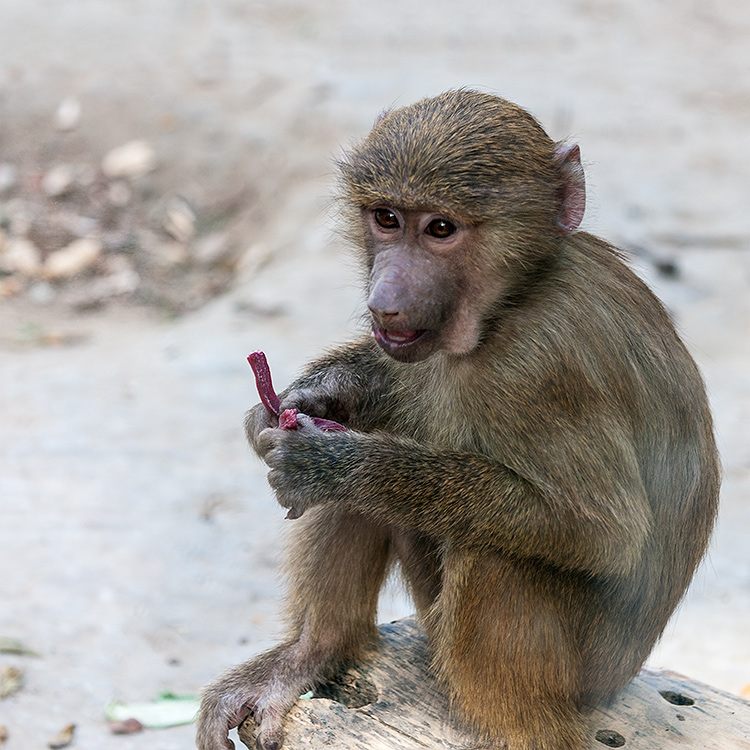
[197,90,720,750]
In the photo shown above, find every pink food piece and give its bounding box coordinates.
[311,417,347,432]
[247,350,346,432]
[279,408,298,430]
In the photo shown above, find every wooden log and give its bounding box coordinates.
[238,618,750,750]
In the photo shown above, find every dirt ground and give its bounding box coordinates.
[0,1,749,748]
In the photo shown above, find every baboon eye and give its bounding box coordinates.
[373,208,400,230]
[425,218,456,238]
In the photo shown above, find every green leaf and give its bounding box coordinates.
[105,695,200,728]
[0,638,39,657]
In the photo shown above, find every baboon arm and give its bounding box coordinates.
[276,336,397,432]
[245,337,396,452]
[262,428,651,579]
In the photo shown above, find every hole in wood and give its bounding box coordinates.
[595,729,626,747]
[313,671,378,708]
[659,690,695,706]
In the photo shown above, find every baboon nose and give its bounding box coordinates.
[367,273,405,323]
[368,305,399,324]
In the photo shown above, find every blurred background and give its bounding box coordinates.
[0,1,748,748]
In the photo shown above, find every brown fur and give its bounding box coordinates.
[197,90,719,750]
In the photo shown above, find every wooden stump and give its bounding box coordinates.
[238,618,750,750]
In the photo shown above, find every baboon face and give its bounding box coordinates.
[342,90,585,363]
[363,204,479,363]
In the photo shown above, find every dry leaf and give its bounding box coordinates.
[0,666,23,699]
[48,723,76,749]
[0,725,8,746]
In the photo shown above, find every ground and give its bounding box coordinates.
[0,1,749,748]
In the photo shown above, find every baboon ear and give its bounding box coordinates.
[554,143,586,235]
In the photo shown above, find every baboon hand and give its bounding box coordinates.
[279,387,338,420]
[258,413,356,519]
[245,402,281,456]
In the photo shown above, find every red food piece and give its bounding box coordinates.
[311,417,347,432]
[247,350,346,432]
[247,351,281,416]
[279,408,299,430]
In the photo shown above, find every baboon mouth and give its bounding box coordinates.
[373,326,436,362]
[375,327,428,347]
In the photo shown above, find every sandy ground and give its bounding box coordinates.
[0,1,749,748]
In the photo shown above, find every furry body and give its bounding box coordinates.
[197,91,719,750]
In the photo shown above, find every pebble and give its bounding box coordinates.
[43,237,102,280]
[101,140,156,179]
[109,718,144,735]
[192,231,230,266]
[69,260,140,309]
[163,197,196,243]
[54,96,82,131]
[42,165,76,197]
[0,237,42,276]
[28,281,56,305]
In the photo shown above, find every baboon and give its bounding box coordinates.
[197,90,720,750]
